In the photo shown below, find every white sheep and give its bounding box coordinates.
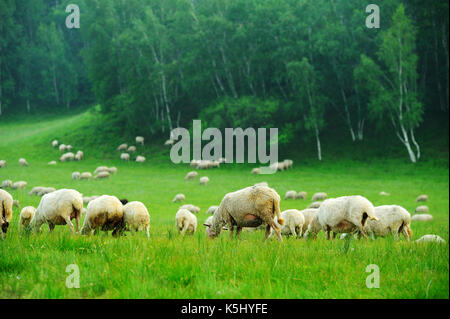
[284,190,296,200]
[200,176,210,185]
[80,195,124,237]
[72,172,81,180]
[29,186,55,197]
[190,159,200,167]
[59,152,75,162]
[12,181,27,190]
[0,189,13,238]
[120,153,130,161]
[136,136,144,145]
[415,235,446,244]
[363,205,413,240]
[204,216,214,235]
[108,167,118,174]
[283,159,293,169]
[416,194,428,202]
[308,201,322,209]
[411,214,433,222]
[206,205,219,215]
[94,171,110,179]
[251,168,261,174]
[123,201,150,238]
[0,160,6,168]
[94,166,109,175]
[180,204,200,214]
[1,180,12,188]
[205,185,284,241]
[80,172,92,180]
[304,195,377,239]
[299,208,318,234]
[185,171,198,180]
[270,209,305,238]
[117,143,128,151]
[175,208,197,236]
[415,205,429,213]
[66,145,73,151]
[295,191,307,200]
[135,155,146,163]
[18,206,36,229]
[172,194,186,203]
[48,161,57,165]
[127,146,136,153]
[59,144,67,152]
[52,140,58,148]
[75,151,84,161]
[13,199,20,208]
[311,192,327,201]
[19,158,29,166]
[30,189,83,233]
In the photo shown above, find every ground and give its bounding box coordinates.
[0,111,448,298]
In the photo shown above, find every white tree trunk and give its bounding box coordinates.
[315,126,322,161]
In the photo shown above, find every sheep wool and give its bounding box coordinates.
[172,194,186,203]
[19,206,36,229]
[123,201,150,238]
[364,205,413,240]
[284,190,296,200]
[199,176,210,185]
[0,189,13,238]
[80,195,124,237]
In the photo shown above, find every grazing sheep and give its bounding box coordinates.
[304,195,377,240]
[127,146,136,153]
[180,204,200,214]
[416,194,428,202]
[415,234,446,244]
[72,172,81,180]
[190,159,200,167]
[165,139,174,146]
[30,189,83,234]
[311,192,327,201]
[29,186,53,196]
[308,201,322,209]
[1,180,12,188]
[283,159,293,169]
[205,185,284,241]
[363,205,413,240]
[108,167,118,174]
[80,172,92,180]
[94,171,110,180]
[0,160,6,168]
[59,144,67,152]
[200,176,210,185]
[120,153,130,161]
[18,206,36,229]
[206,205,219,215]
[135,155,146,163]
[12,181,27,190]
[59,152,75,162]
[19,158,29,166]
[172,194,186,203]
[94,166,109,175]
[379,191,390,196]
[52,140,58,148]
[295,191,307,200]
[204,216,214,235]
[75,151,84,161]
[270,209,305,238]
[66,145,73,151]
[175,208,197,236]
[48,161,57,165]
[411,214,433,222]
[13,200,20,208]
[284,190,297,200]
[123,201,150,238]
[0,189,13,238]
[251,168,261,174]
[415,205,429,213]
[185,171,198,180]
[136,136,144,145]
[117,143,128,151]
[299,208,318,233]
[80,195,124,237]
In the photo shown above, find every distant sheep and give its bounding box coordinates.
[172,194,185,203]
[123,201,150,238]
[416,194,428,202]
[108,167,118,174]
[1,180,12,188]
[136,136,144,145]
[59,144,67,152]
[251,168,261,174]
[271,209,305,238]
[135,155,146,163]
[283,159,293,169]
[72,172,81,180]
[48,161,57,165]
[94,166,109,175]
[308,201,322,209]
[284,190,296,200]
[295,191,307,200]
[363,205,413,240]
[185,171,198,180]
[200,176,210,185]
[0,189,13,238]
[29,186,56,196]
[117,143,128,151]
[13,200,20,208]
[411,214,433,222]
[175,208,197,236]
[311,192,327,201]
[415,235,446,244]
[379,191,390,196]
[0,160,6,168]
[80,172,92,180]
[66,145,73,151]
[206,205,219,215]
[19,158,29,166]
[18,206,36,229]
[80,195,124,237]
[52,140,58,148]
[59,152,75,162]
[127,146,136,153]
[12,181,27,190]
[75,151,84,161]
[415,205,429,213]
[120,153,130,161]
[94,171,110,179]
[180,204,200,214]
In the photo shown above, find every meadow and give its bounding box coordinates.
[0,111,449,299]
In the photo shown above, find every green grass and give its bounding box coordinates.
[0,111,448,298]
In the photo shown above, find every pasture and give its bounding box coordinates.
[0,112,449,298]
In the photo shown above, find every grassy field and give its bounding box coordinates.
[0,111,448,298]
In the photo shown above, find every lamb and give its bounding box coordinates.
[303,195,377,239]
[117,143,128,151]
[206,205,219,215]
[127,146,136,153]
[12,181,27,190]
[123,201,150,238]
[185,171,198,180]
[0,189,13,238]
[295,191,307,200]
[283,159,293,169]
[308,201,322,209]
[80,195,124,237]
[135,155,146,163]
[19,158,29,166]
[30,189,83,234]
[175,208,197,236]
[415,205,429,213]
[94,171,110,179]
[284,190,297,200]
[72,172,81,180]
[200,176,210,185]
[411,214,433,222]
[416,194,428,202]
[251,168,261,174]
[270,209,305,238]
[136,136,144,145]
[75,151,84,161]
[59,152,75,162]
[299,208,318,234]
[363,205,413,240]
[48,161,57,165]
[415,235,446,244]
[18,206,36,229]
[52,140,58,148]
[311,192,327,201]
[1,180,12,188]
[59,144,67,152]
[180,204,200,214]
[80,172,92,180]
[205,185,284,241]
[172,194,186,203]
[0,160,6,168]
[120,153,130,161]
[108,167,118,174]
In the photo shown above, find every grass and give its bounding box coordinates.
[0,111,448,298]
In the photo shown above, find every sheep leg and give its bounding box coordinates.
[64,216,75,234]
[75,217,79,232]
[326,226,331,240]
[146,226,150,238]
[236,226,242,238]
[332,232,337,240]
[48,222,55,233]
[289,225,297,237]
[267,219,282,241]
[229,225,234,239]
[264,225,271,240]
[297,226,303,238]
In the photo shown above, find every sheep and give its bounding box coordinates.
[200,176,210,186]
[175,208,197,236]
[416,194,428,202]
[30,189,83,234]
[411,214,433,222]
[136,136,144,145]
[295,191,307,200]
[66,145,73,151]
[185,171,198,180]
[18,206,36,229]
[19,158,29,166]
[299,208,318,234]
[283,159,293,169]
[218,157,227,164]
[303,195,377,240]
[251,168,261,174]
[190,159,200,167]
[117,143,128,151]
[120,153,130,161]
[37,187,56,196]
[165,139,174,146]
[379,191,390,196]
[311,192,327,201]
[127,146,136,153]
[415,235,446,244]
[13,200,20,208]
[80,195,124,237]
[75,151,84,161]
[48,161,57,165]
[52,140,58,148]
[135,155,146,163]
[206,205,219,215]
[1,180,12,188]
[415,205,429,213]
[180,204,200,214]
[94,171,110,179]
[12,181,27,190]
[172,194,185,203]
[270,209,305,238]
[284,190,297,200]
[72,172,81,180]
[59,144,67,152]
[204,216,214,235]
[123,201,150,238]
[80,172,92,180]
[363,205,413,240]
[108,167,118,174]
[83,196,91,205]
[308,201,322,209]
[0,160,6,168]
[205,185,284,241]
[0,189,13,238]
[94,166,109,175]
[59,152,75,162]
